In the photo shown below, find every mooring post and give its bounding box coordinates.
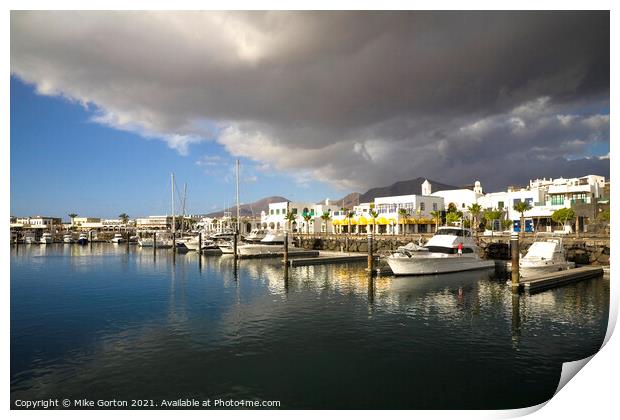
[198,232,203,271]
[283,231,289,266]
[367,230,374,273]
[126,231,130,252]
[233,230,238,260]
[511,232,520,290]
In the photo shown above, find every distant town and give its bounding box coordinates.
[10,173,610,239]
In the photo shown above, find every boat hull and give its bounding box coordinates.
[386,254,495,276]
[514,261,576,278]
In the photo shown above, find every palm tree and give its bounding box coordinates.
[467,203,482,241]
[285,211,297,232]
[513,200,533,240]
[118,213,129,224]
[345,210,355,235]
[430,210,442,232]
[303,213,313,234]
[68,213,78,227]
[320,211,331,234]
[369,209,379,234]
[446,212,461,226]
[398,208,410,235]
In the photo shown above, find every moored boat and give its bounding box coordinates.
[77,233,89,245]
[40,232,53,244]
[509,234,575,278]
[63,234,74,243]
[385,227,494,275]
[237,231,297,256]
[110,233,125,243]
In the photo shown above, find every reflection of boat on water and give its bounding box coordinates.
[508,234,575,278]
[138,233,173,248]
[388,268,496,292]
[386,227,494,275]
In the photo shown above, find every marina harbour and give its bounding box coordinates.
[10,243,609,409]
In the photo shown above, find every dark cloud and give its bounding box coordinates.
[11,11,610,190]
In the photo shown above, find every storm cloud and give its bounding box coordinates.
[11,11,609,191]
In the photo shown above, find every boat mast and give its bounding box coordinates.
[171,172,176,237]
[236,159,241,234]
[181,182,187,234]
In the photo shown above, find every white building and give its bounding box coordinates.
[430,180,484,215]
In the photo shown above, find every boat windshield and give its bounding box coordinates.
[435,228,470,237]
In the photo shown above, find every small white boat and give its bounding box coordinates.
[218,240,235,254]
[201,239,223,255]
[77,233,89,245]
[138,235,173,248]
[242,229,267,243]
[237,232,297,256]
[25,234,37,244]
[175,235,201,251]
[63,234,74,243]
[385,227,494,275]
[110,233,125,243]
[510,234,575,278]
[40,232,54,244]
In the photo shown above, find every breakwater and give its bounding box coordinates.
[294,234,610,265]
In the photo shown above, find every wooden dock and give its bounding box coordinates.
[519,266,604,293]
[238,250,319,260]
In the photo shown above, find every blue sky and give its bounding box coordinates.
[10,77,341,220]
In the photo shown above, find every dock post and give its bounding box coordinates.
[198,232,202,271]
[511,232,520,290]
[283,231,289,266]
[367,230,374,273]
[126,231,130,252]
[233,230,238,260]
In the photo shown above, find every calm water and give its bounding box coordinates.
[11,244,609,409]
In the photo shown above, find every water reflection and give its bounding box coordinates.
[11,244,609,409]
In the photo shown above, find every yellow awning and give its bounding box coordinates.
[349,219,357,225]
[332,219,341,226]
[405,217,417,224]
[377,217,389,225]
[358,216,368,225]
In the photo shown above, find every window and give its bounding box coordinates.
[462,203,466,208]
[525,198,533,205]
[498,201,504,209]
[432,203,437,211]
[292,208,298,214]
[270,209,274,215]
[420,202,425,211]
[276,209,280,215]
[551,195,565,206]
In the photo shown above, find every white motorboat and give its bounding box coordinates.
[385,227,494,275]
[138,235,173,248]
[201,239,223,255]
[40,232,54,244]
[110,233,125,243]
[63,234,74,243]
[242,229,267,243]
[77,233,89,245]
[237,232,297,256]
[175,235,202,251]
[509,234,575,278]
[218,240,235,254]
[24,234,37,244]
